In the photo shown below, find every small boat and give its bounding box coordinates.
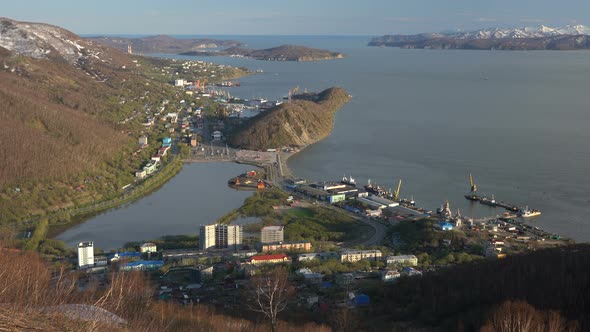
[519,206,541,218]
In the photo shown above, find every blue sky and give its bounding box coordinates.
[3,0,589,35]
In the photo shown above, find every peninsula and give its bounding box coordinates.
[228,87,350,150]
[180,44,345,61]
[88,35,242,54]
[369,25,590,50]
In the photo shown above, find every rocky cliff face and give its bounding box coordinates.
[228,88,351,150]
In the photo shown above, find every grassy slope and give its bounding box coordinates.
[228,87,350,150]
[0,42,180,222]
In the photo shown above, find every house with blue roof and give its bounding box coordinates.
[440,222,454,231]
[121,260,164,272]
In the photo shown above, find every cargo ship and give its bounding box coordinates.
[364,179,387,196]
[480,195,497,207]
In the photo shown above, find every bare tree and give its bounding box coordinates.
[247,267,293,332]
[481,300,579,332]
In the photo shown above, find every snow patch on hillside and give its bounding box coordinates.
[0,18,102,65]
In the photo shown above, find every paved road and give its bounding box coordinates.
[322,204,388,247]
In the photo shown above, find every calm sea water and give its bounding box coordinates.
[60,36,590,247]
[171,35,590,242]
[56,163,256,250]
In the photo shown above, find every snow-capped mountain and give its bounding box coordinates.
[446,25,590,40]
[369,24,590,50]
[0,17,110,66]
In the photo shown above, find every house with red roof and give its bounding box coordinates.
[249,253,290,266]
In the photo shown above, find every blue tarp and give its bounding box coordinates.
[354,294,370,306]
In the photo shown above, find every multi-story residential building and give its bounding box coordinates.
[339,249,382,263]
[199,225,217,250]
[260,226,284,244]
[386,255,418,267]
[261,242,312,253]
[215,224,242,250]
[200,224,243,250]
[77,241,94,268]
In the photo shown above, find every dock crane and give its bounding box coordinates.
[469,173,477,192]
[392,178,402,201]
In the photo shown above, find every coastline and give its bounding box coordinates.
[48,155,185,238]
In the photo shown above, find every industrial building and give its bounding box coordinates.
[77,241,94,268]
[261,226,284,244]
[365,195,399,208]
[356,197,387,210]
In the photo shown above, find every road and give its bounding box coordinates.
[183,140,388,248]
[323,204,388,247]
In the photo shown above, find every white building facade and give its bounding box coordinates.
[77,241,94,268]
[199,225,217,250]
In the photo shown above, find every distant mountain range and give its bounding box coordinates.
[369,25,590,50]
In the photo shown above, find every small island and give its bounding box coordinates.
[228,87,351,150]
[180,44,345,61]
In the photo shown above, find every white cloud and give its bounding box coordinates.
[520,18,544,23]
[473,17,498,23]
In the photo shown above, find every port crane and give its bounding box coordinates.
[469,173,477,192]
[392,178,402,201]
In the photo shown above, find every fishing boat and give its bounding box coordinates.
[519,206,541,218]
[341,175,356,186]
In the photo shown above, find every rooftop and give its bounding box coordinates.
[387,255,418,260]
[251,253,288,261]
[262,226,284,231]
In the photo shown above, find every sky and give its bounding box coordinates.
[2,0,589,35]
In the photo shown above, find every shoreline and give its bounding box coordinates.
[48,155,185,239]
